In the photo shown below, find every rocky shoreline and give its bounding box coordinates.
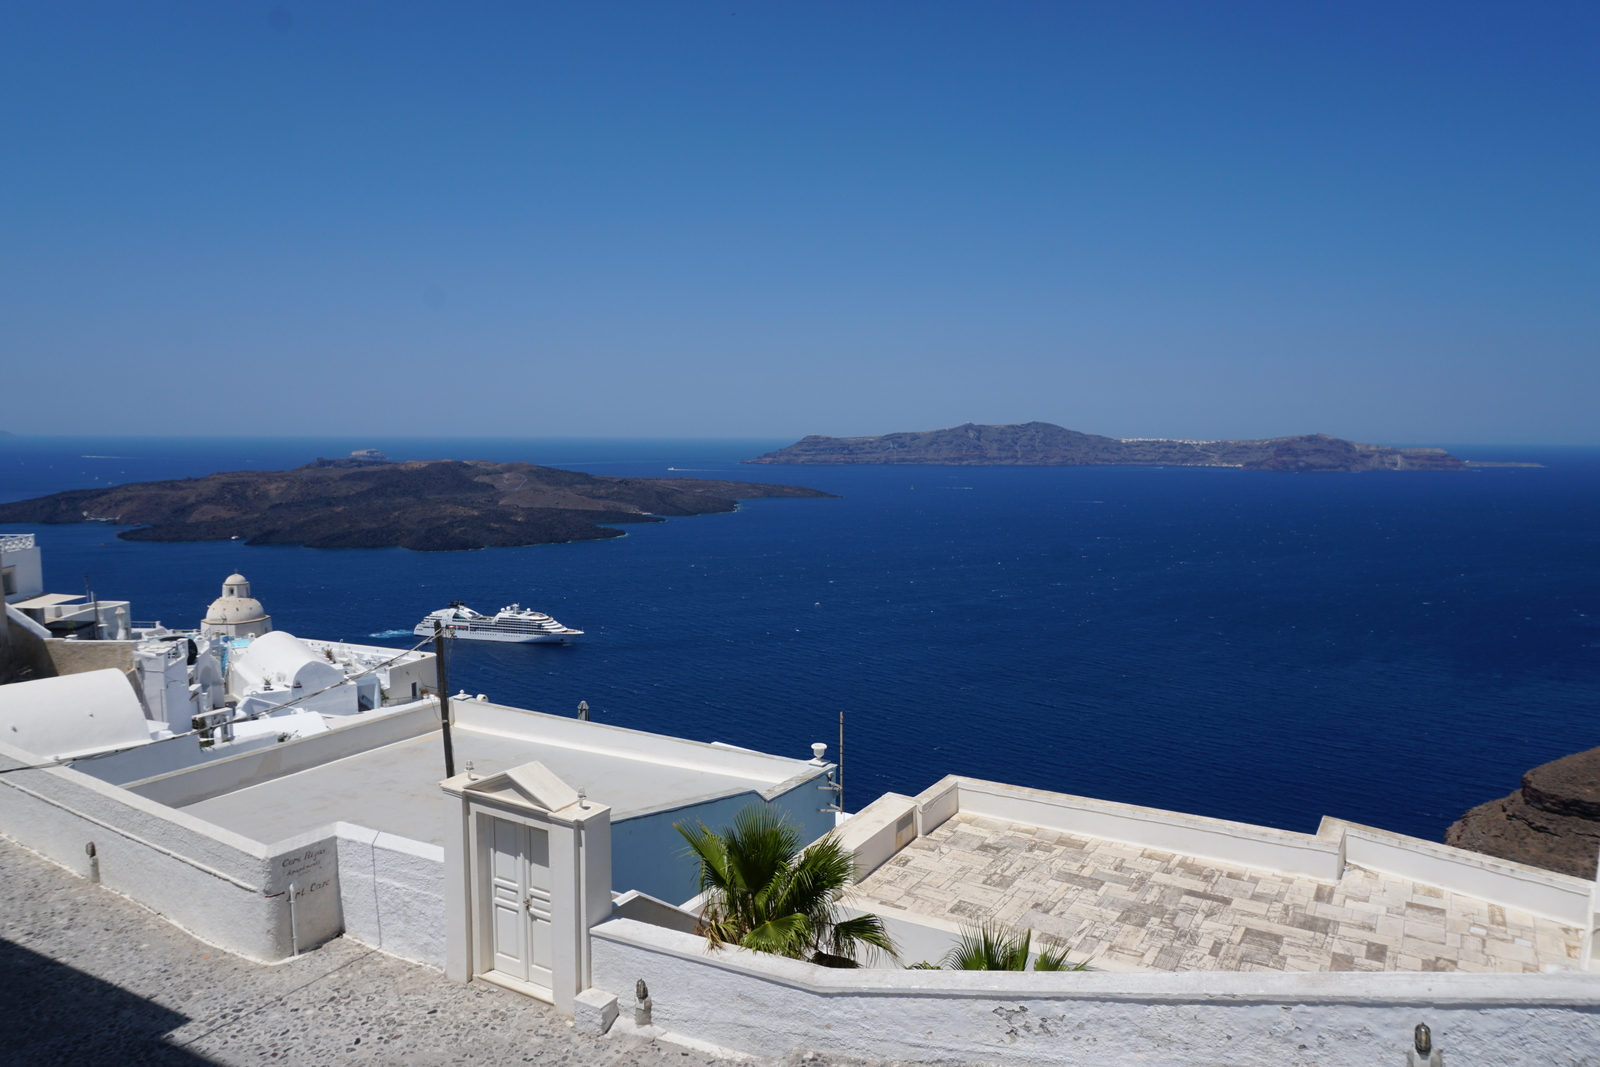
[1445,746,1600,879]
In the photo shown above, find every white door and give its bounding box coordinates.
[487,816,553,986]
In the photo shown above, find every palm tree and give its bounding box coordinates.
[676,804,897,968]
[1033,936,1091,971]
[940,923,1090,971]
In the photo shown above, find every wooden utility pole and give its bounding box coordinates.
[434,620,456,778]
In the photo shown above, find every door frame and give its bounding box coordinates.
[442,764,613,1017]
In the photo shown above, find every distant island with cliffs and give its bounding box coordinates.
[744,422,1496,472]
[0,457,833,552]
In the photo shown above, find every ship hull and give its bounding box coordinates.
[412,625,577,644]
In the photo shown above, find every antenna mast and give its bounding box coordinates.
[837,707,844,814]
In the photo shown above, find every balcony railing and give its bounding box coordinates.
[0,533,36,553]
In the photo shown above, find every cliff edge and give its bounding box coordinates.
[1444,746,1600,879]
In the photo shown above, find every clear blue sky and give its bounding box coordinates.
[4,2,1596,443]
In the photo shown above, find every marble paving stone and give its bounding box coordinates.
[853,812,1584,975]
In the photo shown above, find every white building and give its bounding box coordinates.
[1,533,43,603]
[228,631,354,717]
[1,557,434,761]
[11,592,131,640]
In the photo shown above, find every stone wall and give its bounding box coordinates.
[2,616,136,684]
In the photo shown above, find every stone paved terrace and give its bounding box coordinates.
[853,812,1586,974]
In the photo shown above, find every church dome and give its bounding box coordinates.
[205,573,269,627]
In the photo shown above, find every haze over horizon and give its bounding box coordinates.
[4,3,1597,444]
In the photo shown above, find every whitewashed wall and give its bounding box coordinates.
[116,702,441,799]
[1331,818,1595,929]
[335,822,446,968]
[832,792,917,879]
[0,740,340,962]
[591,919,1600,1066]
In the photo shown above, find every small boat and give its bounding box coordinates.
[414,602,582,644]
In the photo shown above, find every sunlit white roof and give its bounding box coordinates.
[10,593,84,609]
[0,669,152,760]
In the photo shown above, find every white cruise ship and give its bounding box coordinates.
[414,602,583,644]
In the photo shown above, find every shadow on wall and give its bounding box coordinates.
[0,938,214,1065]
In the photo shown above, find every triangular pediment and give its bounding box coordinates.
[464,760,580,812]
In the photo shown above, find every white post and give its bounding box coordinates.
[443,782,475,983]
[287,882,299,957]
[1585,846,1600,971]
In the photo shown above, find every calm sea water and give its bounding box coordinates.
[3,436,1597,843]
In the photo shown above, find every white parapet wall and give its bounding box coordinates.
[334,822,447,969]
[949,776,1346,881]
[114,701,443,800]
[1,734,458,968]
[0,739,341,962]
[590,917,1600,1065]
[1329,817,1597,931]
[831,792,919,880]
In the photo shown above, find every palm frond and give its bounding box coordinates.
[1033,937,1093,971]
[740,911,815,958]
[675,821,734,894]
[828,913,898,965]
[673,804,898,967]
[941,923,1031,970]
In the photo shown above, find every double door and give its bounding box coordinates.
[487,816,553,987]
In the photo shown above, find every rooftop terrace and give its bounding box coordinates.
[852,811,1586,974]
[155,701,826,849]
[176,709,811,847]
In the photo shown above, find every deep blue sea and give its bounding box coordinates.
[3,436,1597,844]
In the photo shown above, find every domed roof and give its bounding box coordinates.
[205,572,268,626]
[205,595,267,624]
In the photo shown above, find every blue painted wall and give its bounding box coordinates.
[610,768,836,906]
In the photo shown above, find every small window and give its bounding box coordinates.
[1,567,14,596]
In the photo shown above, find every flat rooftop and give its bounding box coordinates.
[177,703,818,848]
[854,812,1584,974]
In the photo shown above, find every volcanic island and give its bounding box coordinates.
[0,457,834,552]
[745,422,1476,472]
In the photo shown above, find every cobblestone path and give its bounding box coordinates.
[0,835,741,1067]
